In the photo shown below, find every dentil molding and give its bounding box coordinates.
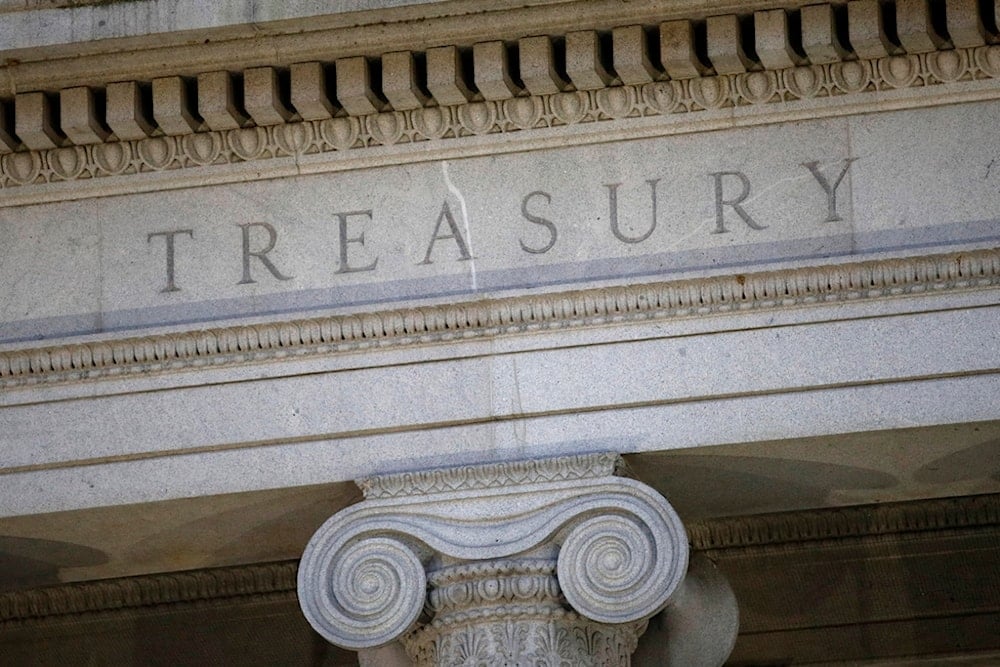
[2,1,1000,205]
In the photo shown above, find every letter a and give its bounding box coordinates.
[420,201,472,265]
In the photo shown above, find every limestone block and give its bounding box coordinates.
[801,3,848,64]
[947,0,986,47]
[15,92,63,150]
[612,25,659,84]
[335,56,384,116]
[706,14,752,74]
[847,0,899,58]
[473,41,521,100]
[106,81,155,141]
[290,62,336,121]
[244,67,295,126]
[896,0,946,52]
[425,45,474,105]
[660,20,706,79]
[197,70,249,130]
[518,35,567,95]
[60,86,110,145]
[565,30,614,90]
[755,9,804,69]
[0,101,17,152]
[152,76,201,135]
[381,51,429,111]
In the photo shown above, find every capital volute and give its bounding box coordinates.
[298,453,689,653]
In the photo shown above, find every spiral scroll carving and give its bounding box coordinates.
[299,454,692,659]
[298,536,426,649]
[558,511,687,624]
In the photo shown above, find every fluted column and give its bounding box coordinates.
[297,453,696,666]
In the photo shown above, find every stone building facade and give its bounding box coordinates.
[1,0,998,664]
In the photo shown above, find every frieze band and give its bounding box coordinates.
[1,248,996,389]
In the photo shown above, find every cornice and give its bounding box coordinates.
[0,561,297,626]
[2,493,996,625]
[687,493,1000,550]
[1,248,997,389]
[2,1,1000,206]
[0,1,806,74]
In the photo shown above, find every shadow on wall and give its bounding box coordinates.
[0,536,108,592]
[628,454,898,519]
[914,437,1000,483]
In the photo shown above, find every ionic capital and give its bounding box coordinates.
[298,453,690,664]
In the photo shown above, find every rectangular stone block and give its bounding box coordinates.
[244,67,295,126]
[5,101,999,346]
[15,92,63,150]
[565,30,614,90]
[381,51,429,111]
[612,25,659,84]
[60,86,111,145]
[473,41,521,101]
[290,62,337,121]
[197,70,249,130]
[0,100,20,152]
[847,0,900,58]
[660,20,706,79]
[801,4,848,64]
[335,56,384,115]
[426,45,474,105]
[518,36,567,95]
[947,0,986,47]
[896,0,946,53]
[754,9,804,69]
[106,80,156,141]
[706,14,752,74]
[152,76,202,135]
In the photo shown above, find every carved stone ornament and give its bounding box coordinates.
[297,453,690,665]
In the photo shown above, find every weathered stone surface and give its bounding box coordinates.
[2,100,998,344]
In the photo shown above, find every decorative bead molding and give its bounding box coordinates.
[0,561,297,625]
[359,452,627,499]
[297,453,689,653]
[4,0,1000,206]
[1,248,997,389]
[687,492,1000,551]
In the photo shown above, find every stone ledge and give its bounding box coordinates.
[1,248,996,389]
[3,1,1000,205]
